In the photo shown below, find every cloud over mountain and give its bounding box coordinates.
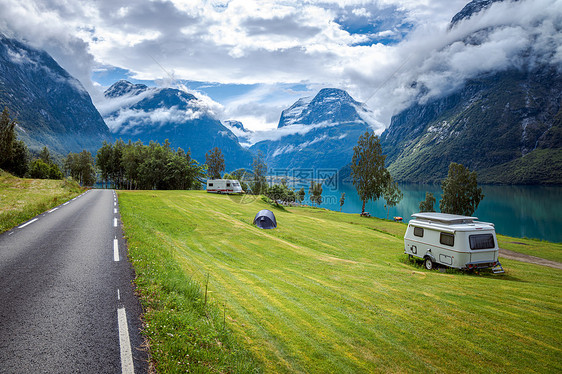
[0,0,559,131]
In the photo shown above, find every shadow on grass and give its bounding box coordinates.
[397,254,525,282]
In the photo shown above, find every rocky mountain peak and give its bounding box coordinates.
[278,88,363,128]
[104,80,149,98]
[450,0,517,28]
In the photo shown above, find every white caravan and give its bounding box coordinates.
[206,179,244,194]
[404,212,503,272]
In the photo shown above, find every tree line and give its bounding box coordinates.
[0,107,91,183]
[96,139,206,190]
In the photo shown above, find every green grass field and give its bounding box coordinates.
[0,170,83,233]
[118,190,562,373]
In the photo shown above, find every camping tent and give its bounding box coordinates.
[253,209,277,229]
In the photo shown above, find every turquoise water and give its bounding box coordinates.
[299,183,562,243]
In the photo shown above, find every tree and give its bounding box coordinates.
[440,162,484,216]
[339,192,346,212]
[383,180,403,219]
[419,192,436,212]
[205,147,225,179]
[65,150,96,186]
[39,146,51,164]
[297,187,305,204]
[351,131,391,214]
[0,108,29,177]
[96,141,113,188]
[0,107,16,163]
[29,159,51,179]
[310,181,323,206]
[251,151,267,195]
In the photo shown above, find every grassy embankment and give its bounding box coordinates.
[118,190,561,373]
[0,170,83,233]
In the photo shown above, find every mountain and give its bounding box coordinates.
[222,120,253,146]
[0,34,112,155]
[250,88,374,170]
[103,80,253,171]
[380,0,562,184]
[450,0,517,28]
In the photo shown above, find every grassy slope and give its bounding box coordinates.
[0,170,83,233]
[119,190,561,373]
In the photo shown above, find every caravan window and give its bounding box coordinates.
[208,183,213,187]
[469,234,495,250]
[413,227,424,237]
[440,232,454,247]
[226,183,231,187]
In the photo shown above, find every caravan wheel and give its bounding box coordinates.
[424,258,434,270]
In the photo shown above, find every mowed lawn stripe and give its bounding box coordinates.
[119,190,562,373]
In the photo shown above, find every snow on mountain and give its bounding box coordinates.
[250,88,374,170]
[101,81,253,170]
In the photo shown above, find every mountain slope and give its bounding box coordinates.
[250,88,374,170]
[102,80,252,170]
[0,35,112,155]
[380,0,562,184]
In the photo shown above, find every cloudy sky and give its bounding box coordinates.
[0,0,561,133]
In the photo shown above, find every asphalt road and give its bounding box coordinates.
[0,189,147,373]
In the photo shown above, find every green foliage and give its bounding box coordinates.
[64,150,96,186]
[251,151,267,195]
[351,131,390,213]
[38,146,51,164]
[28,146,63,180]
[310,180,323,206]
[265,183,296,206]
[440,162,484,216]
[205,146,225,179]
[95,141,113,188]
[0,107,29,177]
[29,159,51,179]
[297,187,306,204]
[419,192,436,212]
[95,139,205,190]
[383,180,403,219]
[477,148,562,184]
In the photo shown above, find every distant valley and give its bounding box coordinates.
[0,0,560,184]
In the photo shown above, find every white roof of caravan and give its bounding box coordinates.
[412,212,477,223]
[410,212,494,232]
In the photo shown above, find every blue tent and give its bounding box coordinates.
[253,209,277,229]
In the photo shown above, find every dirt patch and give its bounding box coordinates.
[499,248,562,270]
[508,241,529,245]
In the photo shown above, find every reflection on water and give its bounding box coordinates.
[301,183,562,243]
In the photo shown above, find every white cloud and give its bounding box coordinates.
[0,0,560,133]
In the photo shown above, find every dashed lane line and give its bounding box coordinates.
[114,238,119,262]
[117,306,135,374]
[114,218,118,227]
[48,207,59,213]
[18,218,38,229]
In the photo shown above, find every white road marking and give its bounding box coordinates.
[114,218,118,227]
[48,207,58,213]
[114,238,119,262]
[114,208,118,214]
[117,289,121,301]
[114,202,116,206]
[19,218,38,229]
[63,202,69,206]
[117,307,135,374]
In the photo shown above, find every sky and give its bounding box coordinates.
[0,0,561,134]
